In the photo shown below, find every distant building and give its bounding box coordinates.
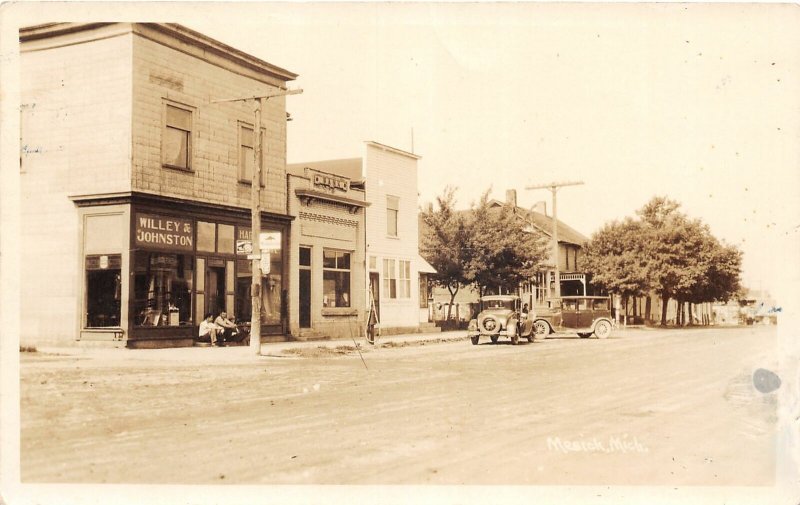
[422,189,591,317]
[20,23,297,347]
[290,141,436,335]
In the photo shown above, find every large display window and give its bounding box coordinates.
[133,252,194,327]
[85,255,122,327]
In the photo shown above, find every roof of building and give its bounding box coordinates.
[488,199,589,246]
[287,158,363,182]
[365,141,421,160]
[20,23,298,83]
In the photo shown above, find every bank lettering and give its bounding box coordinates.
[313,173,349,192]
[135,214,193,250]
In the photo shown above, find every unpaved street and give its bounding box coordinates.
[20,325,779,485]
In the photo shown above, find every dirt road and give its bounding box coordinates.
[20,325,779,485]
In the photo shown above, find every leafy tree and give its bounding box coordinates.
[638,196,742,326]
[581,217,649,318]
[420,187,471,320]
[464,191,549,296]
[584,196,743,326]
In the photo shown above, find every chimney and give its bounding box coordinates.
[533,200,547,216]
[505,189,517,208]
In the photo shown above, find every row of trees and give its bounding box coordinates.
[582,197,743,326]
[420,187,548,319]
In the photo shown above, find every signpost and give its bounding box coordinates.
[213,89,302,354]
[525,181,584,299]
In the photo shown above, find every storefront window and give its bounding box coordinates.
[133,252,194,326]
[85,255,121,327]
[323,250,351,307]
[235,227,283,325]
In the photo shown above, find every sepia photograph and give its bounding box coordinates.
[1,2,798,504]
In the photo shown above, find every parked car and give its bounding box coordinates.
[467,295,534,345]
[532,296,614,339]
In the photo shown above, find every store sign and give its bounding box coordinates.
[135,213,193,251]
[313,173,349,192]
[236,230,281,255]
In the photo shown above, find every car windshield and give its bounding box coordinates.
[482,299,514,310]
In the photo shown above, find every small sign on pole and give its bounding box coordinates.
[260,251,271,274]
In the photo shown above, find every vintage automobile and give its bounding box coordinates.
[467,295,534,345]
[532,296,614,339]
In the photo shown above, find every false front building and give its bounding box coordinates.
[20,23,297,348]
[289,142,435,336]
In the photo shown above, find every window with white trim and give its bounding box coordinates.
[386,195,399,237]
[383,258,396,298]
[323,249,351,307]
[162,103,193,170]
[238,123,264,185]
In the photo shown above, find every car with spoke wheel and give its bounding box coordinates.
[467,295,534,345]
[532,296,614,339]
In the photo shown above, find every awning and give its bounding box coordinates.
[417,254,437,274]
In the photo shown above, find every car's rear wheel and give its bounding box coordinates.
[490,336,499,344]
[578,332,591,338]
[470,336,480,345]
[510,335,519,345]
[594,320,612,339]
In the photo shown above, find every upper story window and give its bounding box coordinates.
[239,123,264,186]
[162,103,193,171]
[387,195,399,237]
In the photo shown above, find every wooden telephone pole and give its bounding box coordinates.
[525,181,584,299]
[213,88,302,354]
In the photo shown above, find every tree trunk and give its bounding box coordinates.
[677,300,684,326]
[447,285,459,321]
[660,293,669,326]
[688,303,694,326]
[645,296,652,325]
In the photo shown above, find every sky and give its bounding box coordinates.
[183,3,799,301]
[3,2,799,300]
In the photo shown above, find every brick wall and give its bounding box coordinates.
[131,35,288,214]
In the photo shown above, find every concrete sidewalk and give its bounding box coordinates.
[32,330,469,364]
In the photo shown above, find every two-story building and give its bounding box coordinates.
[424,189,590,319]
[20,22,297,348]
[290,142,435,335]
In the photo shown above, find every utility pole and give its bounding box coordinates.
[213,88,302,354]
[525,181,584,299]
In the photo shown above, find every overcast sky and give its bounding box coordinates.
[182,3,799,300]
[4,2,799,300]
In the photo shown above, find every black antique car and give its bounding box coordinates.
[467,295,535,345]
[532,296,614,339]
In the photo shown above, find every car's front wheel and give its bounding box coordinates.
[470,335,480,345]
[490,335,499,344]
[510,335,519,345]
[533,320,550,338]
[594,320,612,339]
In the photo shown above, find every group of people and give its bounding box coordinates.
[198,311,244,347]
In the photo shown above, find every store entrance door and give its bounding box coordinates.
[199,257,233,321]
[299,269,311,328]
